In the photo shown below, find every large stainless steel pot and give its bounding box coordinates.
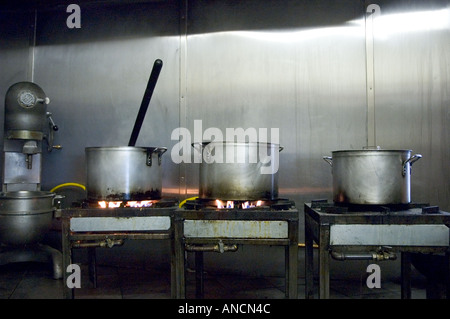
[323,148,422,205]
[195,141,283,200]
[0,191,61,246]
[85,146,167,201]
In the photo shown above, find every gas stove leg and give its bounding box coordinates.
[305,217,314,299]
[401,252,412,299]
[446,252,450,299]
[195,251,204,299]
[287,219,298,299]
[285,244,298,299]
[174,217,186,298]
[318,225,330,299]
[61,216,73,299]
[88,247,97,288]
[285,246,289,297]
[170,225,177,299]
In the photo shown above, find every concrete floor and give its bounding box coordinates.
[0,249,430,300]
[0,226,440,301]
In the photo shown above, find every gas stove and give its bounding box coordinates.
[61,197,179,299]
[304,199,450,299]
[172,197,299,299]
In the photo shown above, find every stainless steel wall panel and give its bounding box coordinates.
[184,0,368,210]
[30,2,181,196]
[0,10,35,184]
[372,1,450,210]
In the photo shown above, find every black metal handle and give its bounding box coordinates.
[128,59,163,147]
[145,147,167,166]
[47,112,59,131]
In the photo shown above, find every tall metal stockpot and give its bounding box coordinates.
[85,146,167,201]
[194,141,283,200]
[323,148,422,205]
[0,191,62,246]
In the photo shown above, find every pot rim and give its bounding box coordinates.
[0,190,55,199]
[331,149,412,155]
[85,146,167,152]
[196,141,281,147]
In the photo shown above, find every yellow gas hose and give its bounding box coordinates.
[179,196,198,208]
[298,243,319,248]
[50,182,86,193]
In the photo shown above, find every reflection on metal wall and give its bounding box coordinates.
[371,1,450,209]
[0,10,36,176]
[183,0,367,214]
[0,0,448,215]
[35,1,181,196]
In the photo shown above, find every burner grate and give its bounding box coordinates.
[74,198,179,209]
[310,199,435,214]
[182,197,296,211]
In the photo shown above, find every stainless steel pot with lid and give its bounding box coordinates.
[323,147,422,205]
[194,141,283,200]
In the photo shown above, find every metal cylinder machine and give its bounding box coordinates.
[0,81,63,279]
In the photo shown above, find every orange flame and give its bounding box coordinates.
[98,201,122,208]
[241,200,263,209]
[126,200,154,207]
[97,200,155,208]
[216,199,263,209]
[215,200,235,208]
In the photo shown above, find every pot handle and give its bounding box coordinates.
[191,142,204,153]
[323,156,333,167]
[154,147,168,155]
[53,194,65,203]
[402,154,422,176]
[146,147,167,166]
[52,194,65,218]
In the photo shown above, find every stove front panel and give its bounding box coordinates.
[183,219,288,239]
[70,216,171,232]
[330,224,449,246]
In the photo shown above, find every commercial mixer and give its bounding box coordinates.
[0,81,63,279]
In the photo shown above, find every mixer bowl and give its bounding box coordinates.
[0,191,60,246]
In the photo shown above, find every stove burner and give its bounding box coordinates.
[77,198,178,209]
[310,199,438,214]
[182,198,296,211]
